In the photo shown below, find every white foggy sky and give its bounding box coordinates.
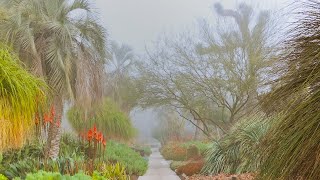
[94,0,290,53]
[91,0,292,137]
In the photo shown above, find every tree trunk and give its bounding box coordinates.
[46,96,63,159]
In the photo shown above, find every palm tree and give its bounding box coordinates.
[0,45,46,151]
[0,0,107,158]
[105,41,138,113]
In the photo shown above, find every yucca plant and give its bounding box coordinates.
[259,1,320,179]
[0,45,46,151]
[202,115,275,175]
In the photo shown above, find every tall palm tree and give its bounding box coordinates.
[105,41,137,113]
[0,0,107,158]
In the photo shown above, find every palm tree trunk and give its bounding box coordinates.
[46,96,63,159]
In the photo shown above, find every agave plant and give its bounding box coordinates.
[0,45,46,151]
[259,1,320,179]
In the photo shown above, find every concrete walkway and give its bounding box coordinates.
[138,141,180,180]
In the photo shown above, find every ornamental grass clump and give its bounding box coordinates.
[259,1,320,179]
[68,99,136,141]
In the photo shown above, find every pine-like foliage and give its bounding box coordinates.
[0,46,46,151]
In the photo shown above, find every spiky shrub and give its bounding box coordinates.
[0,46,46,151]
[259,1,320,179]
[202,115,274,175]
[68,99,136,140]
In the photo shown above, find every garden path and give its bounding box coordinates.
[138,141,180,180]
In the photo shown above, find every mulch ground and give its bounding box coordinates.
[188,173,255,180]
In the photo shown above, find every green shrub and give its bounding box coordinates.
[68,99,136,140]
[1,158,37,179]
[0,141,44,166]
[104,141,147,176]
[0,136,87,179]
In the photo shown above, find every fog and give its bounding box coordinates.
[93,0,292,138]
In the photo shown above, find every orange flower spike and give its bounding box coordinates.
[95,131,100,141]
[102,139,106,147]
[87,129,93,141]
[93,124,97,134]
[44,113,51,123]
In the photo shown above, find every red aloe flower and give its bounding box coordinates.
[87,129,93,141]
[95,130,100,141]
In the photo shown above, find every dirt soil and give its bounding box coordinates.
[188,173,255,180]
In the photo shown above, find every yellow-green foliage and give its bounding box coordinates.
[0,46,46,151]
[0,174,7,180]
